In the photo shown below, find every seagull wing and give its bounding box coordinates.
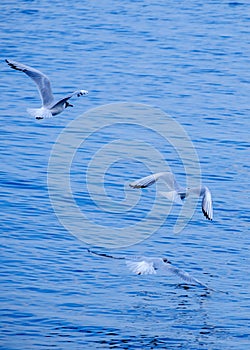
[160,261,209,288]
[51,90,88,109]
[88,250,156,275]
[87,249,124,260]
[189,186,213,220]
[129,172,178,189]
[6,59,54,107]
[201,186,213,221]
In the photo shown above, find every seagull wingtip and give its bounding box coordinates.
[129,184,143,189]
[202,208,213,221]
[129,183,135,188]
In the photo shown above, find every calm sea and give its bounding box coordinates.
[1,0,250,349]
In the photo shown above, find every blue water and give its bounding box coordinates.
[1,0,250,349]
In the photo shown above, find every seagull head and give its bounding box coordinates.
[163,258,171,264]
[77,90,88,97]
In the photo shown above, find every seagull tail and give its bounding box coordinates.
[159,191,183,205]
[27,107,52,120]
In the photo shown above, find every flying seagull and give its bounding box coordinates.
[129,172,213,220]
[6,59,88,119]
[87,249,213,290]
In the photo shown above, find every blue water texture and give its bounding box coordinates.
[1,0,250,349]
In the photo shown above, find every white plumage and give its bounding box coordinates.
[130,171,213,220]
[6,59,88,119]
[88,249,212,290]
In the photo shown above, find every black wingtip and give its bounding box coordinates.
[129,184,145,189]
[6,59,14,69]
[202,208,212,221]
[5,59,23,72]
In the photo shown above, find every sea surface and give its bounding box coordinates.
[1,0,250,349]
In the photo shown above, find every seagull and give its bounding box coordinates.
[88,249,213,290]
[6,59,88,120]
[129,172,213,220]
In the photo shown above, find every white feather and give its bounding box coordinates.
[159,191,184,205]
[130,171,213,221]
[27,107,52,119]
[6,59,88,119]
[126,259,156,275]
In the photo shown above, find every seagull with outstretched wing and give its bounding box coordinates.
[88,249,213,290]
[6,59,88,120]
[129,171,213,221]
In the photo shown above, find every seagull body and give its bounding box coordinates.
[88,249,212,290]
[129,171,213,220]
[6,59,88,119]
